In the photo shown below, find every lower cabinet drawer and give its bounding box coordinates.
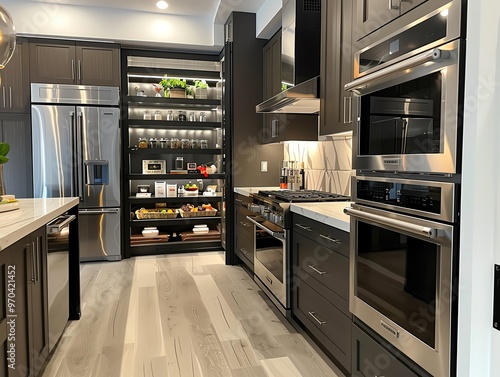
[352,324,424,377]
[293,232,349,314]
[293,276,351,373]
[235,229,254,270]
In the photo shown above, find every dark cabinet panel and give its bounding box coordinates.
[294,276,352,373]
[234,194,255,270]
[293,232,349,314]
[320,0,353,136]
[76,43,121,86]
[30,40,120,86]
[0,41,30,113]
[291,213,352,374]
[0,114,33,198]
[30,41,76,84]
[26,227,49,377]
[1,227,48,377]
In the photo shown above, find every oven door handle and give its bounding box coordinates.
[246,216,286,240]
[344,48,451,94]
[344,207,440,239]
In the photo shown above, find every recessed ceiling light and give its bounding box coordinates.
[156,1,168,10]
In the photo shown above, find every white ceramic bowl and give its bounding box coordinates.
[142,229,159,238]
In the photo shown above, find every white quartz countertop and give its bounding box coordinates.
[290,202,353,232]
[234,187,280,197]
[0,198,80,251]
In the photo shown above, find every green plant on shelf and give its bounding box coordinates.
[160,77,187,90]
[194,80,209,89]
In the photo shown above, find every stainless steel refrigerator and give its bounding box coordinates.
[31,83,121,261]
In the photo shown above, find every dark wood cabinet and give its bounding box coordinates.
[0,227,48,377]
[30,40,120,86]
[262,31,318,144]
[319,0,353,136]
[0,41,30,113]
[0,114,33,198]
[292,213,351,374]
[352,323,431,377]
[234,193,255,270]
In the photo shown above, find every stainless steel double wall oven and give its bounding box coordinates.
[345,1,465,376]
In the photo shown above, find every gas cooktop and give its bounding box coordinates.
[257,190,351,203]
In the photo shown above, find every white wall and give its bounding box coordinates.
[256,0,281,39]
[2,0,223,51]
[458,0,500,375]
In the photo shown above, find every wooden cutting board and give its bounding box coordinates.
[130,234,169,244]
[180,230,220,241]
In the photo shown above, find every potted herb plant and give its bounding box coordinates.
[159,77,187,98]
[0,142,10,195]
[186,86,194,99]
[194,80,209,99]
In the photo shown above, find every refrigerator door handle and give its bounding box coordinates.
[76,111,84,200]
[70,111,78,198]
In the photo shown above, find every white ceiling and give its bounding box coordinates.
[29,0,268,23]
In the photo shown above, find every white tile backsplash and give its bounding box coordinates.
[284,134,353,196]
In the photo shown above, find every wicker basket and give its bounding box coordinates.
[178,208,217,218]
[135,208,178,219]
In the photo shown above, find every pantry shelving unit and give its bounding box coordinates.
[121,49,225,258]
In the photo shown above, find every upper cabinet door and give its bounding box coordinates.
[30,40,121,87]
[320,0,353,136]
[0,41,30,113]
[30,41,77,84]
[76,43,121,87]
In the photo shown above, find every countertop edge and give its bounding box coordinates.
[234,187,280,197]
[290,202,352,233]
[0,198,80,251]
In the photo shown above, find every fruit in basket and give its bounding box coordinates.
[184,182,198,191]
[202,204,213,210]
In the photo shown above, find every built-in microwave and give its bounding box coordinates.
[346,3,465,175]
[352,0,465,49]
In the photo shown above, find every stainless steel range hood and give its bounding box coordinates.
[256,0,321,114]
[256,76,319,113]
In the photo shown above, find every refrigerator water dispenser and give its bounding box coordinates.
[85,160,109,185]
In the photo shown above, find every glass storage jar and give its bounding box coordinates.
[199,112,206,122]
[189,112,196,122]
[166,110,174,121]
[138,138,148,149]
[178,111,186,121]
[181,138,190,149]
[143,110,151,120]
[170,137,180,149]
[190,139,200,149]
[159,138,168,148]
[154,111,162,120]
[148,137,158,148]
[200,139,208,149]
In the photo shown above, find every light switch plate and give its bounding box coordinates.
[260,161,268,172]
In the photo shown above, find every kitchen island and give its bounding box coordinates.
[0,198,80,377]
[0,198,80,250]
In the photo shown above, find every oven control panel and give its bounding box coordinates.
[356,180,441,215]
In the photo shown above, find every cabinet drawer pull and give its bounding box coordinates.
[296,224,311,231]
[2,87,5,108]
[319,234,341,244]
[71,59,75,80]
[308,311,326,325]
[308,265,326,275]
[240,248,248,255]
[8,87,12,108]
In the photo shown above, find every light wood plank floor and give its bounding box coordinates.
[42,252,346,377]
